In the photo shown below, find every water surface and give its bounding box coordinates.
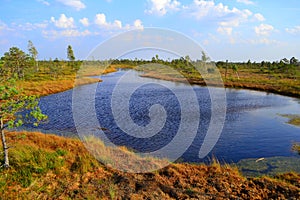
[24,70,300,164]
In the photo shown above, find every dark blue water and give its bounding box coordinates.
[23,70,300,163]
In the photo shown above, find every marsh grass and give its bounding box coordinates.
[14,64,119,97]
[136,63,300,97]
[280,114,300,127]
[83,135,170,173]
[0,131,100,190]
[1,132,300,199]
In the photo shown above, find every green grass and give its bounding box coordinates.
[237,156,300,177]
[132,61,300,98]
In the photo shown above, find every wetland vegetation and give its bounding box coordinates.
[1,44,300,199]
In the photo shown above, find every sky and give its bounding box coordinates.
[0,0,300,62]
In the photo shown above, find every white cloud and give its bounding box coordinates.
[186,0,252,36]
[37,0,50,6]
[51,14,75,29]
[255,24,274,36]
[187,1,252,23]
[95,13,107,26]
[94,13,144,31]
[254,13,265,21]
[114,20,122,29]
[79,17,89,27]
[286,26,300,34]
[133,19,144,30]
[145,0,181,16]
[1,20,48,35]
[42,29,91,39]
[12,21,48,31]
[56,0,86,11]
[95,13,123,29]
[237,0,254,5]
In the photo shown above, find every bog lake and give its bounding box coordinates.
[22,70,300,175]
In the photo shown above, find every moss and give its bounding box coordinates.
[280,114,300,127]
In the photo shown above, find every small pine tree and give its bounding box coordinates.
[0,78,47,168]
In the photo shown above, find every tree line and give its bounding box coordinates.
[0,42,77,81]
[1,41,299,82]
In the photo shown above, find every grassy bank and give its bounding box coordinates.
[11,59,299,98]
[16,65,117,96]
[280,114,300,127]
[1,131,300,199]
[138,64,300,98]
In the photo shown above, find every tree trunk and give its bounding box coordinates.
[235,72,240,80]
[36,60,39,72]
[225,60,228,80]
[1,118,9,168]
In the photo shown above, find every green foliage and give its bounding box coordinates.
[0,78,47,128]
[1,47,32,79]
[0,76,47,168]
[27,40,38,61]
[201,51,210,63]
[232,64,238,72]
[67,45,75,61]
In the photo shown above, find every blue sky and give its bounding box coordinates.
[0,0,300,61]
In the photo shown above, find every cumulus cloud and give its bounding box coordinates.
[255,24,274,36]
[133,19,144,30]
[51,14,75,29]
[56,0,86,11]
[254,13,265,21]
[286,26,300,34]
[79,17,89,27]
[187,0,252,23]
[94,13,143,30]
[145,0,181,16]
[95,13,123,29]
[185,0,252,36]
[237,0,254,5]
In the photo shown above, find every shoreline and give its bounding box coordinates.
[140,72,300,99]
[20,66,299,99]
[19,76,101,97]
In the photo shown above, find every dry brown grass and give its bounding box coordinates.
[141,67,300,97]
[77,65,117,76]
[18,77,100,96]
[1,131,299,199]
[83,135,170,173]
